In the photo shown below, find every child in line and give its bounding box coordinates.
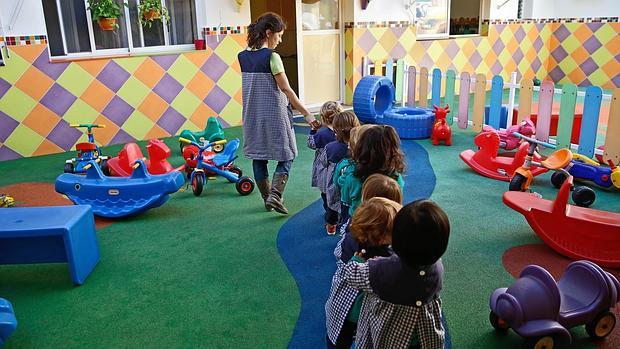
[335,125,406,219]
[320,111,360,234]
[325,196,402,349]
[307,101,343,233]
[342,200,450,349]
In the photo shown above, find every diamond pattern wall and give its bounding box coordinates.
[344,21,618,104]
[0,34,245,161]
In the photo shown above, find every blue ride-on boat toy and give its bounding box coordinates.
[64,123,110,175]
[55,159,184,218]
[179,138,254,197]
[489,260,620,348]
[0,298,17,346]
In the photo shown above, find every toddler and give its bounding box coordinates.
[308,101,343,234]
[325,197,402,348]
[342,199,450,349]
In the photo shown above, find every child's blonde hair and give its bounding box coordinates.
[350,197,402,246]
[333,111,360,143]
[320,101,343,125]
[362,174,403,204]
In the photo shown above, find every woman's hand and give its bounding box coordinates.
[306,114,321,130]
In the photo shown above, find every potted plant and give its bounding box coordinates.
[139,0,170,28]
[87,0,126,31]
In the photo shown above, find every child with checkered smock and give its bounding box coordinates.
[307,101,342,235]
[325,179,402,349]
[341,200,450,349]
[318,111,360,235]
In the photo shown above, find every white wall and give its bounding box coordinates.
[354,0,411,22]
[0,0,47,36]
[197,0,251,28]
[489,0,519,19]
[522,0,620,19]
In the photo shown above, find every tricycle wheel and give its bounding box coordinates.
[550,171,568,189]
[229,165,242,177]
[509,173,527,191]
[236,176,255,196]
[64,163,74,173]
[526,335,554,349]
[212,143,224,153]
[489,312,509,333]
[572,186,595,207]
[586,311,615,339]
[192,174,205,197]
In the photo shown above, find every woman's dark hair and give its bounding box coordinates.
[392,200,450,266]
[352,125,405,180]
[247,12,286,49]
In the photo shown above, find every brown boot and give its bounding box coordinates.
[256,178,272,211]
[265,173,289,214]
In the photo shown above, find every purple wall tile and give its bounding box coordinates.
[583,36,602,54]
[109,128,135,145]
[203,85,231,114]
[40,83,77,116]
[97,61,131,93]
[102,96,135,126]
[389,43,407,60]
[548,66,567,82]
[0,111,19,142]
[469,51,482,68]
[201,54,228,82]
[47,120,82,151]
[0,146,21,161]
[0,78,11,99]
[551,46,569,63]
[580,57,599,76]
[514,27,526,42]
[513,48,524,64]
[152,55,178,70]
[554,24,571,42]
[357,30,377,53]
[152,73,183,104]
[32,50,69,80]
[157,106,186,135]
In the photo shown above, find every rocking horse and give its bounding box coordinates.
[431,104,452,146]
[482,119,536,151]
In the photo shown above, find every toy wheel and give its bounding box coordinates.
[572,186,595,207]
[64,163,74,173]
[586,311,615,339]
[236,176,255,196]
[527,335,554,349]
[489,312,509,333]
[100,159,110,176]
[192,174,205,197]
[509,173,527,191]
[229,165,242,177]
[550,171,568,189]
[212,143,224,153]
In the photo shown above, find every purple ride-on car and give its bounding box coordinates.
[489,260,620,348]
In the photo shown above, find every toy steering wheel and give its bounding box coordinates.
[512,132,556,149]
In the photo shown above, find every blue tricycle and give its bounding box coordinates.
[179,138,255,197]
[64,123,109,175]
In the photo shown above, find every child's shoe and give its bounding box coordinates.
[326,224,337,235]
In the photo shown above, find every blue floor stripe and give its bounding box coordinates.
[277,138,451,348]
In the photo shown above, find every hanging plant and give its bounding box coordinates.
[139,0,170,28]
[87,0,127,31]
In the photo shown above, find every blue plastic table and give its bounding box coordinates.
[0,205,99,285]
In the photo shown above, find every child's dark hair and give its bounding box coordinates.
[392,200,450,266]
[350,197,402,247]
[319,101,342,126]
[352,125,405,180]
[247,13,286,49]
[362,174,403,203]
[333,111,360,143]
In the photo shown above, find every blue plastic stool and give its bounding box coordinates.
[382,107,435,139]
[484,105,508,128]
[353,76,395,124]
[0,205,99,285]
[0,298,17,346]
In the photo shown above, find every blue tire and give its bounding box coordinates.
[382,107,435,139]
[353,76,395,124]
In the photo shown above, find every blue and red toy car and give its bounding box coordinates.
[64,124,109,175]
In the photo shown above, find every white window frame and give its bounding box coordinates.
[45,0,197,59]
[415,0,485,40]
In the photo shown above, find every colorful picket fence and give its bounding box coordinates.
[363,57,619,164]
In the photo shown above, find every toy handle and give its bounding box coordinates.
[132,158,147,169]
[511,132,556,149]
[179,137,200,148]
[210,139,228,146]
[70,123,106,129]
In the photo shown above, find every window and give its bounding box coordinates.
[42,0,197,58]
[301,0,339,31]
[413,0,483,39]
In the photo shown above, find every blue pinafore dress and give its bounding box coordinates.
[237,48,297,162]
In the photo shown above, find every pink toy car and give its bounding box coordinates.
[483,119,536,151]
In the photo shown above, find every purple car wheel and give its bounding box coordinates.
[586,311,616,339]
[489,312,509,333]
[527,336,554,349]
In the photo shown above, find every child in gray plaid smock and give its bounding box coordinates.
[307,101,342,235]
[325,179,402,349]
[238,12,319,215]
[341,200,450,349]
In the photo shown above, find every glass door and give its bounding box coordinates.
[296,0,341,106]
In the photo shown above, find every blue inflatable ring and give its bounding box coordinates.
[353,76,395,124]
[382,107,435,139]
